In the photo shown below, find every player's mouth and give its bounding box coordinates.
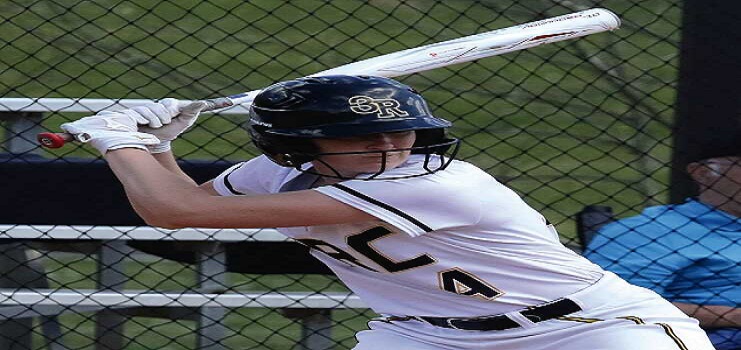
[361,151,404,158]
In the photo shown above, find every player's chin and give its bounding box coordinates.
[364,151,408,162]
[365,156,406,168]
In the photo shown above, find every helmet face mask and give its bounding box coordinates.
[248,75,460,179]
[293,139,461,180]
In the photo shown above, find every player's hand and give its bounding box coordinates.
[60,111,160,155]
[133,98,207,153]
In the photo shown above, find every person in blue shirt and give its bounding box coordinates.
[585,146,740,350]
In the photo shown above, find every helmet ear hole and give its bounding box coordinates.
[248,129,317,167]
[279,154,295,167]
[413,129,451,154]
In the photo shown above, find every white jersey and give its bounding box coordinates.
[213,154,605,317]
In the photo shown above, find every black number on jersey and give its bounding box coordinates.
[300,227,504,300]
[299,238,379,272]
[439,268,504,301]
[347,226,435,273]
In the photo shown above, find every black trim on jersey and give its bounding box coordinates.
[332,184,433,232]
[223,163,247,195]
[657,323,689,350]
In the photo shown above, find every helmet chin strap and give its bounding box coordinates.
[289,141,461,181]
[308,157,356,179]
[302,152,390,180]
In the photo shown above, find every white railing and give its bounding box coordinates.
[0,225,365,350]
[0,225,288,242]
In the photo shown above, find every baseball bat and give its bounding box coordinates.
[38,8,620,148]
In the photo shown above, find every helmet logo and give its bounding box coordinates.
[249,118,273,127]
[348,95,410,119]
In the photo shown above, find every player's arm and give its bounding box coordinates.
[673,302,741,328]
[151,151,197,186]
[134,98,203,185]
[104,148,375,229]
[124,98,237,190]
[59,105,372,227]
[150,148,240,194]
[198,180,221,195]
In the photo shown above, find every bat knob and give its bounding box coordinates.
[37,132,67,148]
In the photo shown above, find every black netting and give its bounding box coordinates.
[0,1,738,349]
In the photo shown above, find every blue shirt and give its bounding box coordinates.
[584,199,741,350]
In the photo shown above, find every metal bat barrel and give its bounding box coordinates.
[226,8,619,106]
[311,8,620,78]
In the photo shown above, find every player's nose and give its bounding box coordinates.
[366,133,395,149]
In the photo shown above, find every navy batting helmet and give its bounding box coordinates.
[248,75,459,171]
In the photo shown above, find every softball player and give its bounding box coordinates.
[60,75,716,349]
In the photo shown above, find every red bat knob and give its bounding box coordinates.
[37,132,72,149]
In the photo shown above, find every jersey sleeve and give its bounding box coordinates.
[314,172,483,237]
[212,155,290,196]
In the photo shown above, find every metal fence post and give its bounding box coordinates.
[1,112,44,155]
[196,243,228,350]
[281,308,334,350]
[95,240,133,350]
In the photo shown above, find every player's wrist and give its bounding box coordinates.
[85,131,160,155]
[147,140,172,154]
[107,144,151,152]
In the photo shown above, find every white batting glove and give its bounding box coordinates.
[133,98,207,153]
[61,111,160,154]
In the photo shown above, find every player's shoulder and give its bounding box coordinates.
[340,157,493,207]
[374,156,490,186]
[409,155,489,177]
[439,158,507,190]
[243,154,287,169]
[224,155,302,194]
[259,155,305,174]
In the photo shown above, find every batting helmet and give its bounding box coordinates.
[248,75,459,173]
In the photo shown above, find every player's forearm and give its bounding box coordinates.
[104,148,209,228]
[152,151,197,186]
[673,302,741,328]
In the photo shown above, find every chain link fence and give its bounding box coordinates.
[2,1,736,350]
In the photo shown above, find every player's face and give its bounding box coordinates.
[311,131,416,178]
